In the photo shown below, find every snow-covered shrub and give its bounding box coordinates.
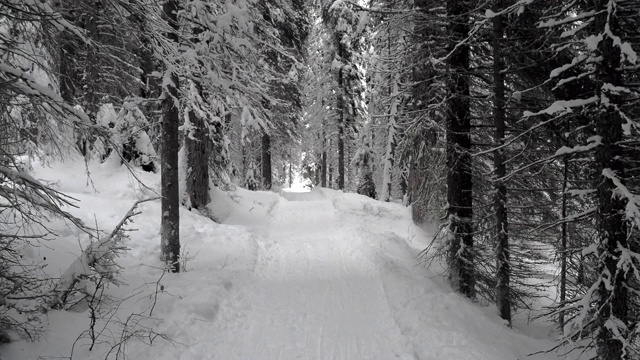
[245,162,259,191]
[352,147,377,199]
[0,163,85,342]
[99,102,158,172]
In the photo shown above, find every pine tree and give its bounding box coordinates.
[321,0,364,190]
[530,0,640,357]
[160,0,180,273]
[444,0,475,298]
[0,0,109,340]
[258,0,310,190]
[490,0,510,324]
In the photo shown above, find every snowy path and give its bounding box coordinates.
[1,160,571,360]
[203,191,416,360]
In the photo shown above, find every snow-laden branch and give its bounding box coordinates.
[0,165,84,229]
[602,169,640,230]
[49,198,159,308]
[0,63,90,125]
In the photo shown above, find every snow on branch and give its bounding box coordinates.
[0,63,91,126]
[602,169,640,230]
[523,96,598,117]
[49,198,159,309]
[554,136,602,156]
[0,165,84,229]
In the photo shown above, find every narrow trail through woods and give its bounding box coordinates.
[203,191,417,360]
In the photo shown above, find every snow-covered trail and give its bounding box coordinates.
[1,159,573,360]
[204,191,416,360]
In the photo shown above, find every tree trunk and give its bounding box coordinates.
[329,164,333,187]
[337,102,345,190]
[160,0,180,273]
[446,0,474,298]
[559,155,568,329]
[400,164,408,206]
[321,129,327,187]
[289,162,293,188]
[381,113,396,202]
[261,132,272,190]
[492,3,510,325]
[59,41,77,104]
[411,0,435,223]
[381,31,397,202]
[593,2,628,358]
[337,41,346,190]
[185,108,210,210]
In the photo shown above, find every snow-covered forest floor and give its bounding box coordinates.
[1,158,576,360]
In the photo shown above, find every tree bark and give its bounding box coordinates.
[337,100,345,190]
[185,108,210,210]
[337,40,345,190]
[321,127,327,187]
[381,114,396,202]
[289,161,293,188]
[411,0,436,224]
[160,0,180,273]
[446,0,474,298]
[261,132,272,190]
[593,2,628,358]
[492,2,510,325]
[559,155,568,329]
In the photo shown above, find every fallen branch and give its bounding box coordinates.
[49,197,159,308]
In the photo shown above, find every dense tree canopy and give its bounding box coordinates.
[1,0,639,358]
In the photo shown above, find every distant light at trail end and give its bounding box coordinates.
[286,172,310,193]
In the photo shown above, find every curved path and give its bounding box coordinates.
[205,191,416,360]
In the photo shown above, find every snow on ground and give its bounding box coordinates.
[1,158,577,360]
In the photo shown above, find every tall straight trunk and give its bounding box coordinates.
[185,26,210,207]
[593,2,628,358]
[185,108,210,210]
[337,41,346,190]
[492,3,510,325]
[559,155,568,329]
[321,127,327,187]
[446,0,474,298]
[411,0,435,223]
[381,33,396,202]
[329,164,333,187]
[59,40,77,104]
[83,14,100,118]
[400,164,408,206]
[289,162,293,188]
[381,112,397,202]
[138,37,156,99]
[337,101,345,190]
[160,0,180,273]
[261,132,272,190]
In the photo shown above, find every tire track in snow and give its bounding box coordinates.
[204,191,416,360]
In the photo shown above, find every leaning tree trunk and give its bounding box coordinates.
[593,2,629,358]
[261,132,272,190]
[160,0,180,273]
[492,2,510,325]
[445,0,474,299]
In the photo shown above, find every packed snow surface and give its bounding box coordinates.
[1,158,572,360]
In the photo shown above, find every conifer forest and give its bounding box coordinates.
[0,1,639,359]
